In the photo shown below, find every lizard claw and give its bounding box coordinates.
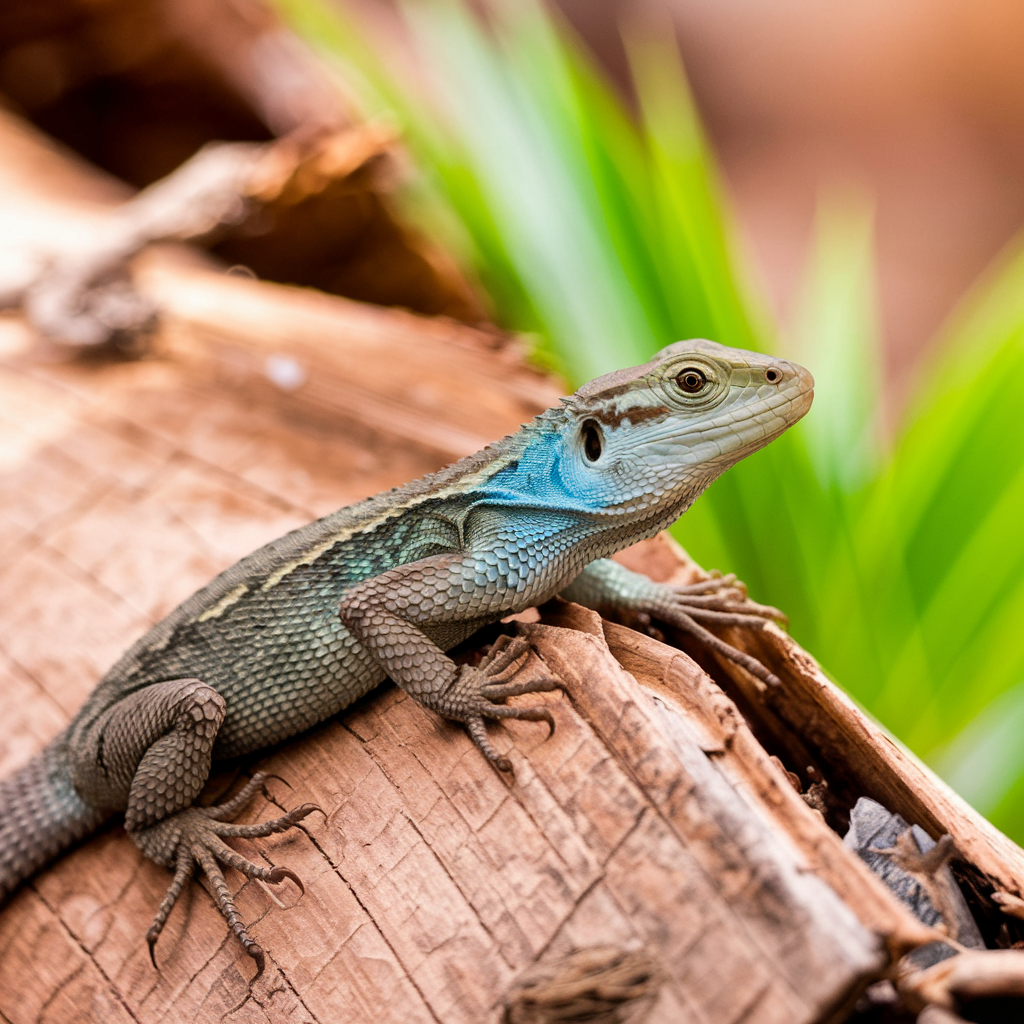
[632,576,785,688]
[657,605,781,688]
[134,784,314,974]
[467,715,513,773]
[666,576,786,627]
[465,701,558,773]
[267,864,304,896]
[447,636,562,771]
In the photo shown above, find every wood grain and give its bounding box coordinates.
[0,301,896,1024]
[1,85,1023,1024]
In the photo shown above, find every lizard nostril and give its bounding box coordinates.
[765,367,783,384]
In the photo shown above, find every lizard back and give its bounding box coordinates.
[73,407,570,756]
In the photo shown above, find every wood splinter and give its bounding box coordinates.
[993,890,1024,923]
[504,946,662,1024]
[3,125,395,349]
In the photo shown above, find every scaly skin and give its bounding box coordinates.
[0,338,813,974]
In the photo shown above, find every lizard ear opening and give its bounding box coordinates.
[581,419,604,462]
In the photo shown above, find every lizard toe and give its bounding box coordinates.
[146,844,193,969]
[477,701,556,738]
[194,843,267,976]
[665,574,786,627]
[207,802,319,839]
[200,771,273,821]
[428,656,561,775]
[477,635,564,700]
[133,790,311,973]
[478,633,530,670]
[478,674,562,701]
[466,714,513,773]
[462,695,556,774]
[658,607,782,689]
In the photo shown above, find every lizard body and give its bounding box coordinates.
[0,339,813,972]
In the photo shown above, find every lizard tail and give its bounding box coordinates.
[0,734,107,902]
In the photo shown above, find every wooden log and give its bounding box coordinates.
[1,68,1023,1024]
[3,279,1022,1022]
[630,542,1024,940]
[139,248,556,462]
[0,310,895,1023]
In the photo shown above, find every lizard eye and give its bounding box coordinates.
[765,366,782,384]
[581,419,603,462]
[676,368,707,394]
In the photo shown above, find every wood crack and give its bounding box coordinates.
[32,884,143,1024]
[287,804,445,1024]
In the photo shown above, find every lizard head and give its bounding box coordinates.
[560,338,814,512]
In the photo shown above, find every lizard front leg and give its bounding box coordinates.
[560,558,785,687]
[70,680,316,973]
[339,552,560,772]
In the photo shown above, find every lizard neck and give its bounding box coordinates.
[581,492,695,562]
[476,406,709,521]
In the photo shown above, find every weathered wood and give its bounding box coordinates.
[139,248,556,462]
[652,557,1024,934]
[0,99,485,335]
[2,60,1024,1024]
[0,285,999,1024]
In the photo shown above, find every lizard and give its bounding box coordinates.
[0,337,813,975]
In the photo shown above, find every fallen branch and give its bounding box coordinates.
[7,126,395,347]
[899,948,1024,1011]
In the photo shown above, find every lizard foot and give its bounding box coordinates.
[667,572,787,626]
[451,635,562,773]
[643,576,784,689]
[133,772,318,976]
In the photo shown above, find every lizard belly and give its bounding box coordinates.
[209,617,382,759]
[208,614,494,760]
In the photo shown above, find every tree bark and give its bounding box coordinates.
[0,85,1022,1024]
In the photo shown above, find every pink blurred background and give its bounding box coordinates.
[553,0,1024,418]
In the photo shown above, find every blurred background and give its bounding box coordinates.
[0,0,1021,839]
[559,0,1024,426]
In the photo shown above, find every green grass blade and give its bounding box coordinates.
[277,0,1024,840]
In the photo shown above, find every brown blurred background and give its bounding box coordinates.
[4,0,1024,413]
[555,0,1024,414]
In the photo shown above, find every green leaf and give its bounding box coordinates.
[935,677,1024,829]
[276,0,1024,842]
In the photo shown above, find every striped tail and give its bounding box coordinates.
[0,734,107,901]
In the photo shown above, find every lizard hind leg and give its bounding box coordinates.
[75,681,318,973]
[136,772,318,975]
